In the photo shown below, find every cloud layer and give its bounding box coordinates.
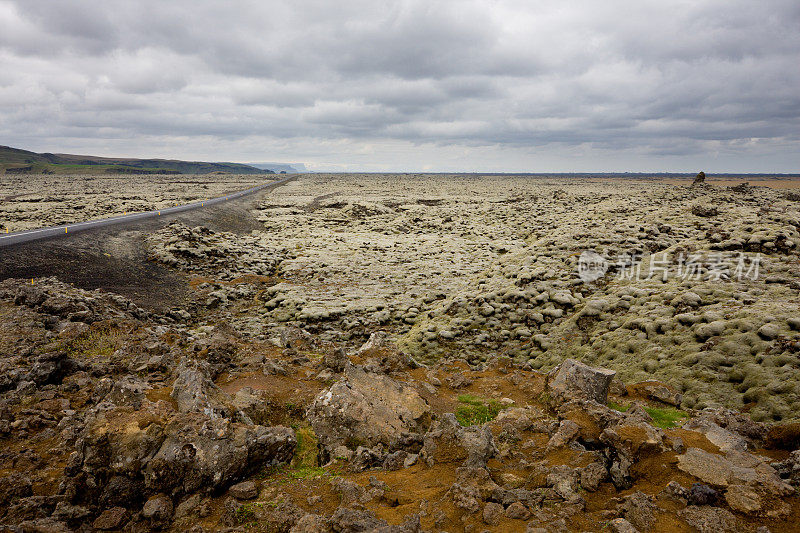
[1,0,798,171]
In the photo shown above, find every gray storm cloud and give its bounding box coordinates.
[0,0,798,171]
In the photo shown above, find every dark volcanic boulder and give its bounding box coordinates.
[144,415,295,495]
[692,171,706,186]
[69,400,295,508]
[307,364,431,454]
[691,204,719,217]
[547,358,616,404]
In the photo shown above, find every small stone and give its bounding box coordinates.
[580,462,607,492]
[92,507,127,530]
[308,365,432,454]
[142,494,174,525]
[620,491,655,531]
[504,501,531,520]
[758,323,779,340]
[583,298,609,316]
[695,320,726,340]
[660,481,688,504]
[640,382,682,407]
[383,450,409,471]
[608,518,639,533]
[545,419,580,452]
[52,502,90,521]
[679,505,737,532]
[551,291,574,306]
[691,204,718,217]
[483,502,503,525]
[725,484,762,514]
[446,372,474,389]
[403,453,419,468]
[292,513,329,532]
[688,483,718,505]
[671,437,686,454]
[676,291,702,307]
[228,480,258,500]
[322,346,349,373]
[174,494,202,519]
[15,380,36,395]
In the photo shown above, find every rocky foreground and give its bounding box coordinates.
[0,276,799,532]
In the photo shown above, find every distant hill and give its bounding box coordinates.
[0,145,273,175]
[249,162,306,173]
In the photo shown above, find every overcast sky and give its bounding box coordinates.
[1,1,798,172]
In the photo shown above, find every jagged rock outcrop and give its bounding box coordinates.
[547,358,616,404]
[171,359,252,423]
[421,413,497,468]
[62,400,295,524]
[307,364,432,455]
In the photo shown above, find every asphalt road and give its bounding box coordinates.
[0,174,296,247]
[0,174,297,311]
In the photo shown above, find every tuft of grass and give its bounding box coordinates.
[287,466,334,480]
[258,425,339,483]
[344,436,367,449]
[644,406,688,429]
[455,394,506,426]
[537,391,552,406]
[607,401,687,428]
[258,463,339,483]
[234,502,260,524]
[607,401,630,412]
[63,326,126,360]
[291,425,319,470]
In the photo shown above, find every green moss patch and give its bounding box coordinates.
[607,401,687,428]
[607,401,630,412]
[643,406,688,428]
[455,394,507,426]
[291,425,319,470]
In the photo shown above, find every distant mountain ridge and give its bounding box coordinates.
[248,162,306,173]
[0,145,273,175]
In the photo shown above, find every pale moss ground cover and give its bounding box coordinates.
[237,174,800,422]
